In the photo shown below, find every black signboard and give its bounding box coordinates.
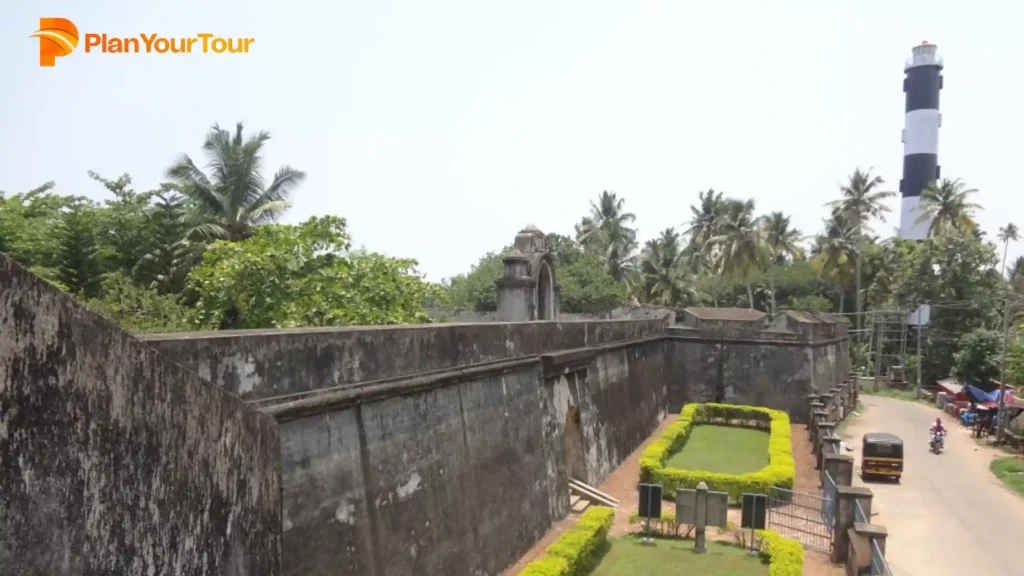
[740,493,767,530]
[637,483,663,519]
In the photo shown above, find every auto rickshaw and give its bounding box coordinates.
[861,432,903,482]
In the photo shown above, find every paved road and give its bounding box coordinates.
[842,396,1024,576]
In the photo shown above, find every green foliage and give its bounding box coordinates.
[519,506,614,576]
[188,216,434,329]
[56,203,104,298]
[84,273,193,333]
[444,249,507,312]
[786,294,832,313]
[639,404,795,502]
[758,530,804,576]
[990,457,1024,495]
[951,328,1001,387]
[1004,336,1024,386]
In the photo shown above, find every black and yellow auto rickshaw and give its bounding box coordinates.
[861,433,903,482]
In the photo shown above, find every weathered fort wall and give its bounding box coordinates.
[1,249,848,576]
[143,311,846,576]
[0,254,282,576]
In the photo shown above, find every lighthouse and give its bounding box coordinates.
[899,41,944,240]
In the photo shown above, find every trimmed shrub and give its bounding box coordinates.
[519,506,614,576]
[758,529,804,576]
[639,403,796,502]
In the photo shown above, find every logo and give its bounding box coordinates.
[31,18,79,67]
[31,18,254,67]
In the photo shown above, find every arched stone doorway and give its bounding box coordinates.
[563,405,587,482]
[537,262,554,321]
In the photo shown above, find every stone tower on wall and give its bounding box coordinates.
[495,225,560,322]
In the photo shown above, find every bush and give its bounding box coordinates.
[758,529,804,576]
[519,506,614,576]
[639,403,795,502]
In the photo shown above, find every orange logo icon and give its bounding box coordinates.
[31,18,79,67]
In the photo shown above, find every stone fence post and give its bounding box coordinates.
[806,394,821,429]
[818,434,841,472]
[832,486,873,563]
[811,409,829,446]
[815,422,836,468]
[822,454,853,488]
[847,523,888,575]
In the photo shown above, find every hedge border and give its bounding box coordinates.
[639,403,796,501]
[518,506,615,576]
[758,529,804,576]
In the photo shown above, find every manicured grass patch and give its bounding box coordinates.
[590,536,768,576]
[990,456,1024,495]
[665,425,769,474]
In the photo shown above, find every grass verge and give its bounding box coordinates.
[665,425,769,474]
[589,537,768,576]
[990,456,1024,496]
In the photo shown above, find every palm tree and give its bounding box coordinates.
[685,189,725,248]
[915,178,981,237]
[707,199,768,308]
[760,211,804,315]
[638,228,697,306]
[999,223,1020,278]
[814,209,858,314]
[827,168,894,339]
[166,122,306,243]
[579,191,638,281]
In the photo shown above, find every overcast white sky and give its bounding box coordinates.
[3,1,1023,280]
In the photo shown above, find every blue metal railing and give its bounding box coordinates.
[854,500,867,524]
[870,539,892,576]
[822,471,837,526]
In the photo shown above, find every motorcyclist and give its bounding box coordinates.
[930,418,946,440]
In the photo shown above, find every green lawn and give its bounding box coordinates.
[664,425,769,474]
[591,536,768,575]
[991,457,1024,495]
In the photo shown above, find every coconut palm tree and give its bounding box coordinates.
[685,188,726,248]
[999,223,1020,278]
[578,191,638,281]
[707,199,768,308]
[827,168,894,339]
[814,209,858,314]
[760,211,804,315]
[166,122,306,243]
[637,228,698,306]
[914,178,981,237]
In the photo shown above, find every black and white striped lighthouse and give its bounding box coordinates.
[899,41,944,240]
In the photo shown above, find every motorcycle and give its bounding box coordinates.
[930,430,946,454]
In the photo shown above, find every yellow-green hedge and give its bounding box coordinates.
[758,529,804,576]
[639,403,795,501]
[519,506,615,576]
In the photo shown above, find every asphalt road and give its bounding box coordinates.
[843,396,1024,576]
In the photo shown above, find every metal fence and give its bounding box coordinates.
[822,471,837,527]
[870,539,893,576]
[766,486,833,551]
[854,500,867,524]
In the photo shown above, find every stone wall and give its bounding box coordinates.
[0,254,282,576]
[140,319,666,404]
[665,310,848,423]
[250,336,665,576]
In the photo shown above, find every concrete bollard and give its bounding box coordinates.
[815,422,837,468]
[694,481,708,554]
[806,394,821,429]
[847,523,888,574]
[819,434,841,471]
[811,409,829,445]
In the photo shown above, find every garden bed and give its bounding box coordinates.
[590,537,769,575]
[664,424,769,474]
[640,403,796,502]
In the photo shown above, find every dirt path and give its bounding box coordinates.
[842,396,1024,576]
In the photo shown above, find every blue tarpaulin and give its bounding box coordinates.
[966,385,1001,403]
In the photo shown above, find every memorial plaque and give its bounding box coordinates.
[741,493,767,530]
[705,491,729,528]
[637,483,663,519]
[675,488,696,525]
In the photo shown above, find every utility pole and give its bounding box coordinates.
[996,297,1013,443]
[915,319,923,400]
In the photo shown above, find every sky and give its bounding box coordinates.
[3,1,1024,281]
